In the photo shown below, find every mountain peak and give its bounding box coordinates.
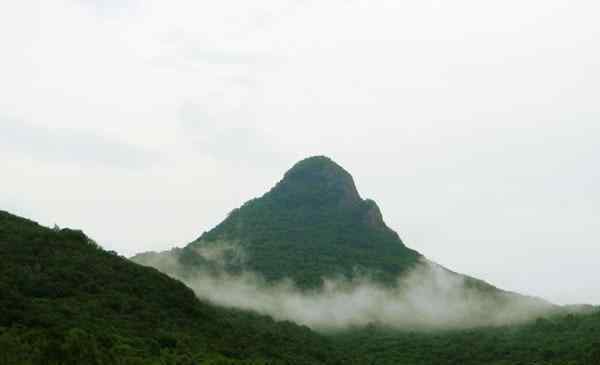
[286,155,347,174]
[269,156,361,208]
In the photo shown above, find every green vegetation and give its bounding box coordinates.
[0,211,342,365]
[4,155,600,364]
[139,156,421,288]
[331,310,600,364]
[3,208,600,365]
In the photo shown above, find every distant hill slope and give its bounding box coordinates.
[135,156,421,288]
[0,210,342,365]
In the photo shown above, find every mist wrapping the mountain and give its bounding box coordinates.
[134,245,554,331]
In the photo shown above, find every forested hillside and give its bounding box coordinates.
[0,211,343,365]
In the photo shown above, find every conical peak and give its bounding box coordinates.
[270,156,361,207]
[285,156,352,182]
[165,155,420,289]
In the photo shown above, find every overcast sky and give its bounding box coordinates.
[1,1,599,305]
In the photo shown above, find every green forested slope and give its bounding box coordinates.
[0,210,342,365]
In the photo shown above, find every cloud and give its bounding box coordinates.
[76,0,140,17]
[178,103,286,165]
[134,250,554,331]
[187,49,261,65]
[0,119,158,169]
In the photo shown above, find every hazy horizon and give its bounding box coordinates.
[1,1,599,305]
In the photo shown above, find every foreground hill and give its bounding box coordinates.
[0,210,342,365]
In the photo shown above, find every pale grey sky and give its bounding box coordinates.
[1,1,599,305]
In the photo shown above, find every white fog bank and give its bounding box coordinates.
[133,251,555,331]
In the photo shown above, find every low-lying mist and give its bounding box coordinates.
[134,247,554,332]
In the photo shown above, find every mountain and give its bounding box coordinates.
[135,156,421,288]
[132,156,554,330]
[0,210,343,364]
